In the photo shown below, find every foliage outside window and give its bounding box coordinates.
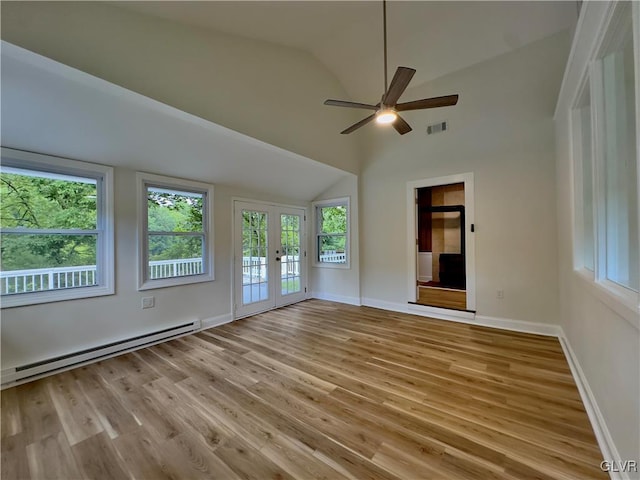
[313,198,349,268]
[0,148,114,307]
[138,173,213,290]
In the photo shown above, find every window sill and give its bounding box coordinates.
[138,273,214,291]
[574,269,640,331]
[1,285,115,309]
[312,262,351,270]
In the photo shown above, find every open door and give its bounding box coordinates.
[407,174,475,312]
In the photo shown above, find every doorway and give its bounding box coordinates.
[407,174,475,312]
[234,200,307,318]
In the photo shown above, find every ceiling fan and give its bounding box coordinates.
[324,0,459,135]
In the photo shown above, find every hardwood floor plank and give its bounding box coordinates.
[161,433,244,480]
[71,431,130,480]
[1,387,22,440]
[112,428,181,480]
[1,432,30,480]
[46,372,104,446]
[1,299,606,480]
[142,377,235,450]
[214,436,296,480]
[25,431,83,480]
[70,367,140,439]
[16,380,63,445]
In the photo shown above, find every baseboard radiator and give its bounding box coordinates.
[1,320,201,388]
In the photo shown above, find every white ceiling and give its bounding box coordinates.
[115,1,578,101]
[0,43,348,202]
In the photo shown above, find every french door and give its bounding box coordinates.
[234,201,307,318]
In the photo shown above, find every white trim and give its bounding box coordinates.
[200,313,234,330]
[558,330,628,480]
[555,1,617,119]
[406,173,476,310]
[0,147,115,308]
[311,197,351,269]
[311,291,361,306]
[136,171,215,291]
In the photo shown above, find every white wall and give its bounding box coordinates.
[310,174,361,305]
[0,168,308,369]
[0,1,362,174]
[554,2,640,464]
[360,31,570,325]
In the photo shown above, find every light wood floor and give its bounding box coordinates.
[1,299,606,480]
[418,286,467,310]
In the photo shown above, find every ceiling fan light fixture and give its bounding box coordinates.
[376,108,397,124]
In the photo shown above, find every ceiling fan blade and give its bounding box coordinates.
[383,67,416,106]
[324,99,378,110]
[340,114,376,134]
[396,94,459,111]
[393,115,412,135]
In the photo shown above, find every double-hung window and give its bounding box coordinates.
[0,148,114,307]
[137,172,214,290]
[313,197,350,268]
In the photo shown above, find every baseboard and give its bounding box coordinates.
[418,276,433,282]
[311,292,361,306]
[559,330,627,480]
[200,313,234,330]
[474,315,561,337]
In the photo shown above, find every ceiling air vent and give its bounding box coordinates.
[426,121,448,135]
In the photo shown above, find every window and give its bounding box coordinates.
[0,148,114,307]
[137,172,214,289]
[573,82,595,272]
[571,2,639,312]
[599,14,638,291]
[313,197,349,268]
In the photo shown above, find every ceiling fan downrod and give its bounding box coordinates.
[383,0,388,97]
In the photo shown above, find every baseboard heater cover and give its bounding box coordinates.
[1,320,201,387]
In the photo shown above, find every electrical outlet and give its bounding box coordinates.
[497,290,504,299]
[142,296,155,309]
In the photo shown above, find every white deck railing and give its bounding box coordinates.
[1,258,203,295]
[242,256,300,282]
[1,253,342,295]
[320,252,346,263]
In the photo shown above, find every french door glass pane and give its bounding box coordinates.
[242,211,269,304]
[281,214,301,295]
[602,25,638,291]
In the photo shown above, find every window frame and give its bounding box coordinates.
[0,147,114,308]
[312,197,350,269]
[570,1,640,323]
[136,172,214,290]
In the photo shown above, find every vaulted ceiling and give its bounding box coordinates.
[115,1,578,100]
[1,1,578,201]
